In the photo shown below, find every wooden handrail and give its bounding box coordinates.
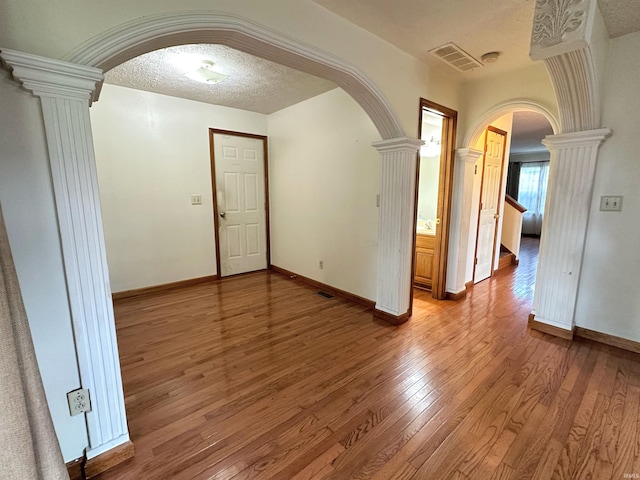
[505,194,527,213]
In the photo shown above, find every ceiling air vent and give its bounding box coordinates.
[429,43,483,72]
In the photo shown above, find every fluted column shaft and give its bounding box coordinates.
[446,148,483,296]
[532,128,611,331]
[0,49,129,458]
[373,137,422,319]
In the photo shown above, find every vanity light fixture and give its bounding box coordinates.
[185,60,229,84]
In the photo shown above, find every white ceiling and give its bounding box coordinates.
[313,0,538,79]
[313,0,640,79]
[598,0,640,38]
[104,44,338,115]
[510,111,554,154]
[102,2,640,136]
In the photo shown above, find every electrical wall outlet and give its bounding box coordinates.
[319,260,324,270]
[600,195,623,212]
[191,194,202,205]
[67,388,91,416]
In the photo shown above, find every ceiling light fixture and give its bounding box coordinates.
[481,52,500,64]
[185,60,228,84]
[420,136,442,157]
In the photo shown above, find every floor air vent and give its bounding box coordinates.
[317,291,334,299]
[429,42,483,72]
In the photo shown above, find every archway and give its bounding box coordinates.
[445,100,560,300]
[69,10,421,322]
[65,12,405,141]
[0,11,421,465]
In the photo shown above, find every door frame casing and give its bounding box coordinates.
[209,128,271,277]
[411,98,458,304]
[472,125,508,283]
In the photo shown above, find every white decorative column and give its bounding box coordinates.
[0,50,130,458]
[446,148,483,297]
[527,0,612,336]
[372,137,423,323]
[532,129,610,333]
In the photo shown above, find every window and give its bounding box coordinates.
[518,162,549,236]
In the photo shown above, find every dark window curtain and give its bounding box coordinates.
[506,162,521,200]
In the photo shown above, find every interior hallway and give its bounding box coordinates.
[96,237,640,479]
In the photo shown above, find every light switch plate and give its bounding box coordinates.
[600,195,623,212]
[191,194,202,205]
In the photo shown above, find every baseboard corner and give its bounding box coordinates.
[373,308,411,325]
[527,314,574,340]
[270,265,375,309]
[445,288,467,301]
[66,456,85,480]
[85,440,134,479]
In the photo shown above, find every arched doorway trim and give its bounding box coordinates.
[64,11,406,140]
[2,12,420,467]
[462,99,560,148]
[446,99,559,298]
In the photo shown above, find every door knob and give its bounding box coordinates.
[494,213,500,219]
[220,212,226,218]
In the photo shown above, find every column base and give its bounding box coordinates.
[528,313,574,340]
[374,308,411,325]
[445,287,467,301]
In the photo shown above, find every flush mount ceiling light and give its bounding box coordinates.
[185,60,229,84]
[481,52,500,64]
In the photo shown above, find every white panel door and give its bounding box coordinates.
[474,128,506,283]
[214,133,267,277]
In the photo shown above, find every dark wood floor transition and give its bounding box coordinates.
[96,238,640,479]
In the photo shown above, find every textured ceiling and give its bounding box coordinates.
[313,0,640,79]
[598,0,640,38]
[104,44,338,114]
[313,0,537,79]
[510,111,554,154]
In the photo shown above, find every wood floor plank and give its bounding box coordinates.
[92,238,640,480]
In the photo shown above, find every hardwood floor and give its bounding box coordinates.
[96,240,640,479]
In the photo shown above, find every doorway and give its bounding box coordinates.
[209,129,270,277]
[466,110,553,293]
[412,99,457,301]
[473,126,507,283]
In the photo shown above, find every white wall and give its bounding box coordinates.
[268,88,381,300]
[501,202,523,259]
[0,0,459,459]
[575,31,640,342]
[458,63,557,146]
[0,70,89,461]
[466,113,514,282]
[0,0,460,139]
[91,84,268,292]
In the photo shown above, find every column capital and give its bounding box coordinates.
[455,147,484,163]
[372,136,423,154]
[0,48,103,103]
[530,0,598,61]
[542,128,612,150]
